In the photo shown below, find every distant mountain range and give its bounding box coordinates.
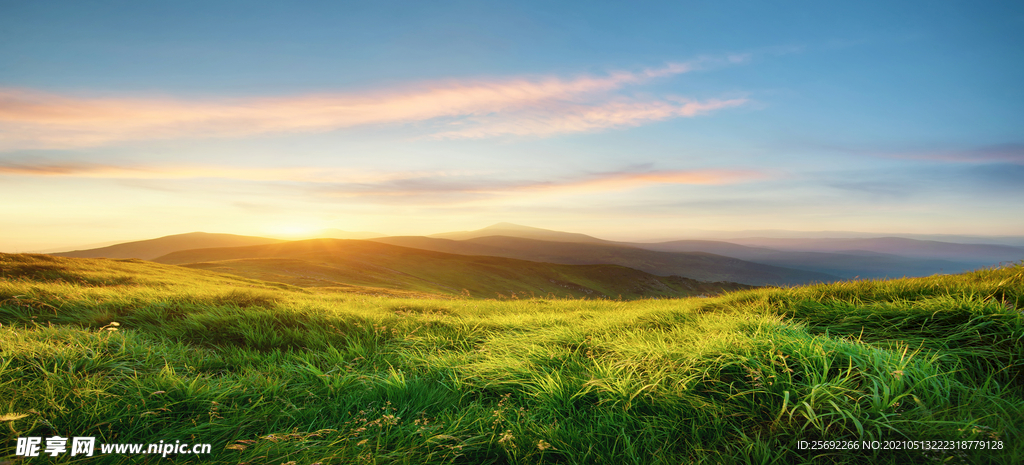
[639,229,1024,247]
[44,223,1024,289]
[430,222,609,244]
[722,237,1024,262]
[372,235,837,285]
[630,239,1003,279]
[419,223,1024,279]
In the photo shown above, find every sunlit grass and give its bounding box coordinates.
[1,253,1022,463]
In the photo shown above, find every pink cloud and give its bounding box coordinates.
[0,161,762,190]
[0,160,766,204]
[431,98,748,139]
[312,168,768,204]
[0,161,431,183]
[0,58,749,149]
[541,168,766,193]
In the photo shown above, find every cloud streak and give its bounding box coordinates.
[0,159,766,203]
[896,144,1024,164]
[312,168,767,204]
[430,98,748,139]
[0,161,427,183]
[0,57,749,149]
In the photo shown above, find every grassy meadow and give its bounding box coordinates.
[1,253,1022,464]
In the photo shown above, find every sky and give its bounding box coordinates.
[1,0,1022,251]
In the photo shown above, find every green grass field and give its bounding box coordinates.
[1,253,1022,464]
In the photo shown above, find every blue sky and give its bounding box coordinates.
[1,0,1022,250]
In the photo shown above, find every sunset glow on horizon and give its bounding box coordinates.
[1,1,1022,252]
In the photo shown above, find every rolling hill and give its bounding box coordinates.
[48,224,1018,285]
[430,222,611,244]
[153,239,752,299]
[52,232,284,260]
[271,228,387,240]
[371,235,839,285]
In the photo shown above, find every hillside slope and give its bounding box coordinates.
[372,235,839,285]
[154,239,751,299]
[52,232,284,260]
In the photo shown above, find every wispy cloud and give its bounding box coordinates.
[781,141,1024,171]
[896,144,1024,164]
[0,161,432,183]
[0,56,749,149]
[312,168,767,204]
[430,98,748,139]
[807,142,1024,165]
[0,159,766,204]
[525,168,765,193]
